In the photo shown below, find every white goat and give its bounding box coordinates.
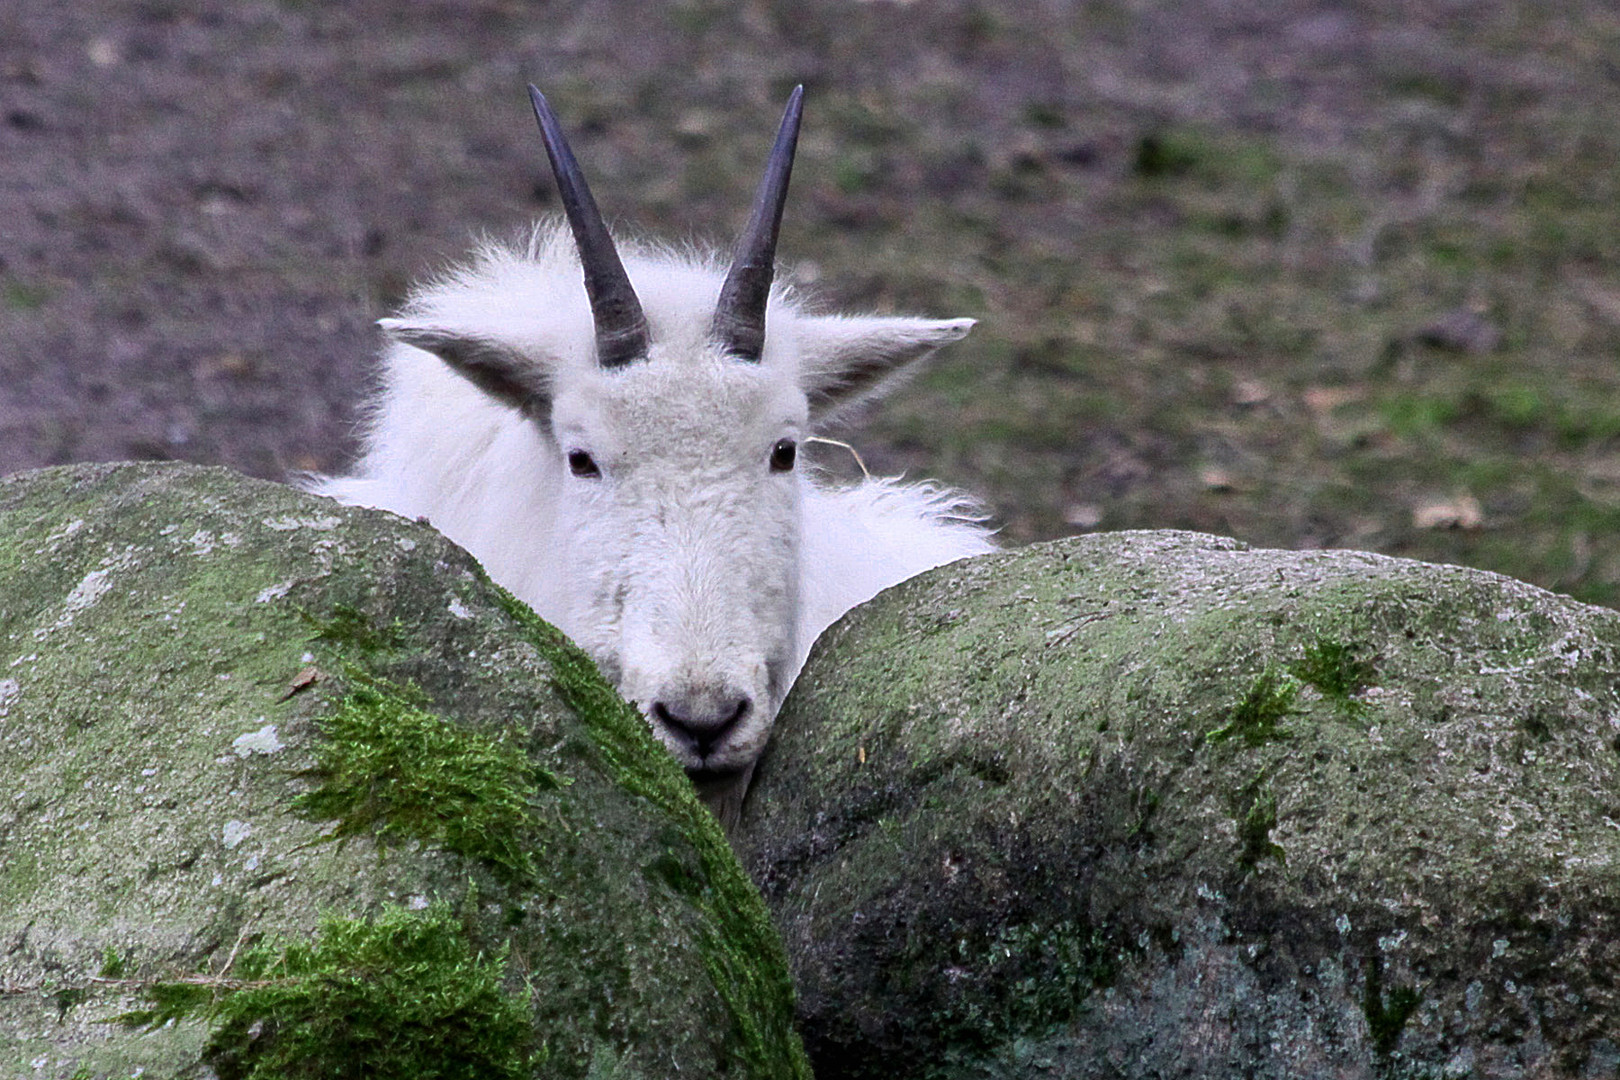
[310,86,993,810]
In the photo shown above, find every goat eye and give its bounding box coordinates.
[769,439,797,472]
[567,449,600,478]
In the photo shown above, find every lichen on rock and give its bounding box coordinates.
[0,461,808,1079]
[735,530,1620,1079]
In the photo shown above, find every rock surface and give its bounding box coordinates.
[0,462,808,1079]
[735,531,1620,1080]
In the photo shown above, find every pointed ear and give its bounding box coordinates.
[796,315,976,421]
[380,318,552,416]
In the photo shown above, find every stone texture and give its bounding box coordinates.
[0,461,807,1079]
[735,531,1620,1080]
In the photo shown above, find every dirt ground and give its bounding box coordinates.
[6,1,1620,604]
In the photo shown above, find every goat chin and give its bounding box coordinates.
[689,763,757,833]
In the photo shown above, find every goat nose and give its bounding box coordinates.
[652,695,751,758]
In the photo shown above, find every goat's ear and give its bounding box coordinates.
[380,319,551,416]
[796,315,976,421]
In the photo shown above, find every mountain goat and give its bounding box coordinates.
[310,86,994,815]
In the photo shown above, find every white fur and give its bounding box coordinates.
[309,222,994,780]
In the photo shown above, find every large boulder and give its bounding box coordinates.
[734,531,1620,1079]
[0,462,809,1079]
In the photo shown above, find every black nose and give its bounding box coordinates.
[652,695,751,759]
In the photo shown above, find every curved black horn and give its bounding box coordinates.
[528,85,649,368]
[712,85,805,362]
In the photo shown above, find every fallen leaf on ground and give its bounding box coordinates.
[1413,496,1482,530]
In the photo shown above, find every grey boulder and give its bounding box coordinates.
[735,531,1620,1079]
[0,461,808,1080]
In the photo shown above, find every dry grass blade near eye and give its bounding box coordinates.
[804,436,871,480]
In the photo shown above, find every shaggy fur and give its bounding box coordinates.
[309,222,994,799]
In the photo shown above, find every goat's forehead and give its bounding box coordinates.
[553,353,805,440]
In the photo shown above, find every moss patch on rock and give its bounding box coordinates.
[1205,666,1299,747]
[292,671,548,887]
[736,530,1620,1079]
[120,904,537,1079]
[0,462,807,1079]
[1289,634,1376,705]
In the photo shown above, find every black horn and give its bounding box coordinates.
[712,85,805,362]
[528,85,649,368]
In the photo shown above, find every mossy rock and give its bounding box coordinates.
[734,531,1620,1080]
[0,462,808,1079]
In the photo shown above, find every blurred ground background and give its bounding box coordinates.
[5,1,1620,604]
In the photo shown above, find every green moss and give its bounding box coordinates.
[1128,788,1160,841]
[120,904,538,1079]
[830,913,1121,1080]
[1234,781,1286,872]
[291,675,545,887]
[1205,667,1298,747]
[739,528,1620,1073]
[300,603,405,654]
[486,584,813,1080]
[0,845,41,907]
[1362,955,1422,1056]
[115,980,214,1032]
[290,603,565,888]
[99,945,128,979]
[290,593,805,1076]
[899,918,1119,1080]
[52,984,91,1019]
[1290,635,1376,704]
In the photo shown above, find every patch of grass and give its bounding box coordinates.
[1381,67,1470,108]
[1133,131,1201,179]
[119,904,539,1080]
[843,31,1620,618]
[834,150,884,195]
[1134,125,1286,189]
[1473,381,1546,431]
[1377,394,1462,440]
[1206,667,1298,747]
[2,278,51,311]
